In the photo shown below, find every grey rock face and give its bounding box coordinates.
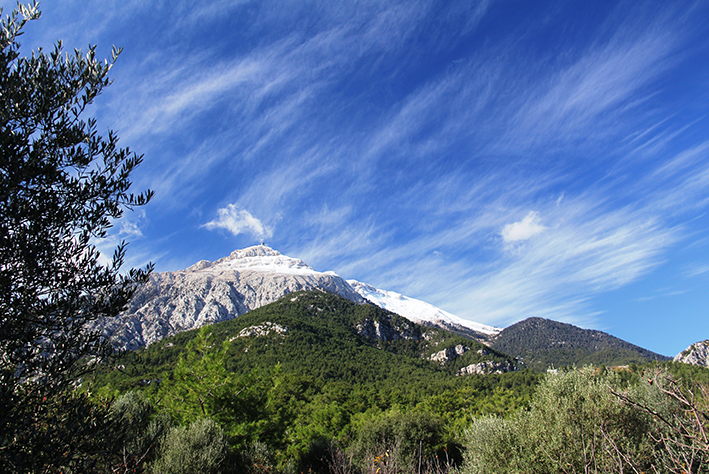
[458,360,516,375]
[430,344,469,364]
[96,245,364,350]
[674,340,709,367]
[355,315,421,342]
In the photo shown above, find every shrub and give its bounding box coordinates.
[107,391,173,472]
[612,370,709,474]
[460,415,527,474]
[353,410,445,472]
[237,440,283,474]
[150,418,228,474]
[459,367,660,474]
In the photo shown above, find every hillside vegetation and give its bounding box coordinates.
[84,291,709,473]
[459,365,709,474]
[90,290,539,470]
[491,316,670,371]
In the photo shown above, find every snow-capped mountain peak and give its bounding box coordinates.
[347,280,501,340]
[97,245,357,350]
[186,244,337,277]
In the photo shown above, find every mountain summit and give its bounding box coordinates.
[97,245,364,350]
[186,245,325,275]
[490,317,669,370]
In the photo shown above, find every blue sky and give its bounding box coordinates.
[7,0,709,356]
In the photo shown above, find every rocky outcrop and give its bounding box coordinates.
[674,340,709,367]
[236,322,288,339]
[458,360,516,375]
[430,344,469,364]
[96,245,364,350]
[356,316,421,342]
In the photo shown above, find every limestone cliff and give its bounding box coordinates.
[674,340,709,367]
[97,245,364,350]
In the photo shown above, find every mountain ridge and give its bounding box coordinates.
[490,317,670,370]
[96,245,672,370]
[97,244,505,351]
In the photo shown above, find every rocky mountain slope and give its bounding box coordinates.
[97,245,364,350]
[490,317,670,370]
[98,245,498,351]
[674,340,709,367]
[99,290,521,395]
[347,280,501,342]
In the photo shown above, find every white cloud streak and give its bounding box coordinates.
[501,212,546,243]
[202,205,272,240]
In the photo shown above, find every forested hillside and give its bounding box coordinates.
[90,290,540,470]
[77,291,709,472]
[491,316,670,370]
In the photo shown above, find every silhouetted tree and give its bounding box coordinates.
[0,2,152,470]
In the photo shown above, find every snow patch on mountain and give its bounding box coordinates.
[347,280,501,339]
[189,245,337,277]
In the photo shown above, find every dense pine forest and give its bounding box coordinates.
[490,316,670,371]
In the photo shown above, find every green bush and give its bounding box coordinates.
[150,418,229,474]
[459,367,660,474]
[353,410,445,471]
[107,391,173,471]
[237,440,285,474]
[459,415,526,474]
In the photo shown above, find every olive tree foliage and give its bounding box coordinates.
[150,418,230,474]
[612,371,709,474]
[459,367,663,474]
[0,2,153,469]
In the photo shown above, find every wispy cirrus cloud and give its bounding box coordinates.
[114,1,706,334]
[99,2,454,207]
[504,32,676,150]
[18,0,709,352]
[300,112,709,327]
[685,263,709,279]
[330,187,681,328]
